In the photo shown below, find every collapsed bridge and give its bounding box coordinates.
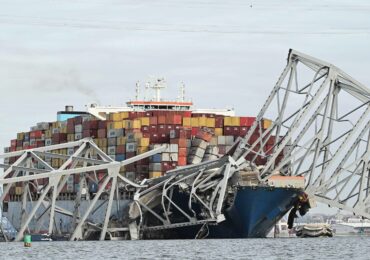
[1,49,369,241]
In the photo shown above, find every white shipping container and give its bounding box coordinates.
[217,136,226,145]
[4,147,10,153]
[206,146,219,155]
[169,144,178,153]
[188,155,202,164]
[75,133,82,140]
[109,154,116,160]
[210,137,218,146]
[67,148,75,156]
[225,136,234,145]
[189,147,205,158]
[149,163,162,172]
[191,139,208,150]
[126,143,137,152]
[170,153,178,161]
[75,124,83,133]
[52,128,60,134]
[161,152,170,161]
[108,146,116,155]
[45,139,52,146]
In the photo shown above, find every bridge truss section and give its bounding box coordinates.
[0,138,167,241]
[232,49,370,218]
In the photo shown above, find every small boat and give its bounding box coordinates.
[31,233,53,242]
[295,224,333,238]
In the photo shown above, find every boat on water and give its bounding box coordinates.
[1,79,310,239]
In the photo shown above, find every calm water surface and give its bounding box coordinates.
[2,237,370,260]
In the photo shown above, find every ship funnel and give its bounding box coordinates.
[65,105,74,112]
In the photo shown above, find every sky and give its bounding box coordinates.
[1,0,370,214]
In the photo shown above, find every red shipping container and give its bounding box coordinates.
[116,145,126,154]
[171,138,187,148]
[191,127,199,136]
[239,127,248,137]
[158,115,166,124]
[97,129,106,138]
[67,118,75,133]
[36,140,45,147]
[150,133,159,143]
[267,136,276,145]
[149,125,158,133]
[240,117,256,127]
[141,126,150,133]
[224,127,233,136]
[215,117,224,128]
[149,116,158,125]
[183,111,192,117]
[159,133,170,143]
[232,127,240,136]
[11,139,17,147]
[67,123,75,134]
[126,152,136,159]
[143,133,150,138]
[196,130,213,142]
[158,125,167,134]
[99,120,110,129]
[83,120,99,130]
[52,133,67,144]
[83,129,98,138]
[74,116,83,125]
[178,148,187,157]
[30,130,43,139]
[178,156,187,166]
[167,125,174,131]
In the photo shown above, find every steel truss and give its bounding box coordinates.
[0,138,167,241]
[128,155,246,239]
[233,49,370,217]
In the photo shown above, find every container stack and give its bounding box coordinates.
[5,110,280,198]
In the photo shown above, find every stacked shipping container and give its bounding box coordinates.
[4,110,279,198]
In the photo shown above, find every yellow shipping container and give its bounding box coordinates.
[183,117,191,127]
[125,120,132,129]
[60,126,67,133]
[111,112,122,122]
[67,134,75,142]
[117,136,126,145]
[206,118,215,128]
[224,117,232,126]
[132,119,141,129]
[138,138,150,147]
[15,187,23,195]
[134,133,143,140]
[137,146,149,154]
[100,138,108,147]
[198,117,207,127]
[120,111,129,119]
[263,119,272,129]
[232,117,240,126]
[149,172,162,179]
[52,158,60,168]
[17,132,25,140]
[191,117,199,127]
[215,128,223,136]
[45,130,52,138]
[108,121,123,129]
[140,117,150,126]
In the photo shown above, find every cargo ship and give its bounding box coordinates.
[1,78,307,239]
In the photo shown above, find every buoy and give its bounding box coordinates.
[24,234,32,247]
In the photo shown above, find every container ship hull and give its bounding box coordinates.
[142,186,302,239]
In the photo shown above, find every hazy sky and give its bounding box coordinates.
[1,0,370,213]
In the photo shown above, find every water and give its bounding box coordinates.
[1,237,370,260]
